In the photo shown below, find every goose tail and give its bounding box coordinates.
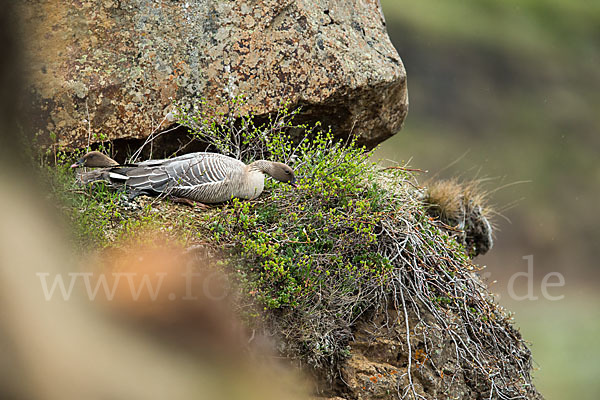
[75,169,130,186]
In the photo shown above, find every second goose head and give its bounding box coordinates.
[71,151,119,168]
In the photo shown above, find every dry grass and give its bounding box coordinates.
[422,178,495,257]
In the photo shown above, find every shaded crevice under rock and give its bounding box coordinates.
[104,76,409,161]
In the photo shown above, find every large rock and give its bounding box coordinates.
[22,0,408,150]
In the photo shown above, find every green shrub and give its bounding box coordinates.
[175,100,536,397]
[42,100,537,398]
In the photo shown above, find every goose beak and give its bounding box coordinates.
[70,159,83,168]
[289,177,298,188]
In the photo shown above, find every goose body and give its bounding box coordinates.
[73,151,296,203]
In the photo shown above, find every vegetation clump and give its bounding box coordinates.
[422,178,495,257]
[44,101,539,399]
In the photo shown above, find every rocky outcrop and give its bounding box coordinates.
[318,306,543,400]
[22,0,408,149]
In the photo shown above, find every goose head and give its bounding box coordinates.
[266,162,297,188]
[71,151,119,168]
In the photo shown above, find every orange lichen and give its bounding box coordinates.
[414,348,429,368]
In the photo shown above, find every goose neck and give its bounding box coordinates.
[248,160,274,176]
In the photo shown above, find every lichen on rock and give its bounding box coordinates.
[22,0,408,149]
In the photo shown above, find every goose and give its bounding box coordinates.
[71,151,296,203]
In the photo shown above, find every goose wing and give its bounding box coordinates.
[113,153,244,201]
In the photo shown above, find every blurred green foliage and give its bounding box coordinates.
[378,0,599,272]
[378,1,600,398]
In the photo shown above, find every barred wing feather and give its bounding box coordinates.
[113,153,245,202]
